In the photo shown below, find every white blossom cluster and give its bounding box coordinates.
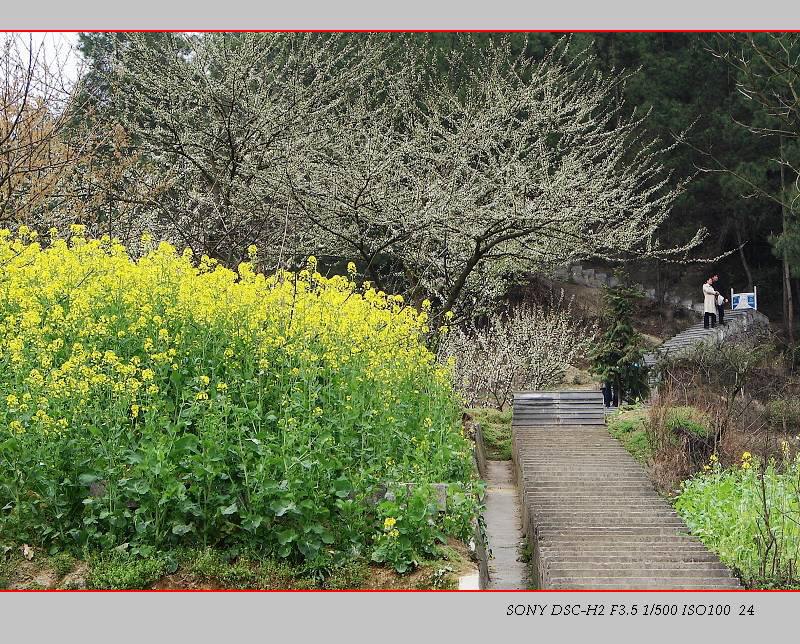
[439,291,597,409]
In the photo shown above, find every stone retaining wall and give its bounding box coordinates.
[552,264,703,312]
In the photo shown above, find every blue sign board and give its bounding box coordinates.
[731,288,758,310]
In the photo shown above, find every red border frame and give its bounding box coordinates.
[2,26,798,593]
[3,30,800,33]
[0,588,796,592]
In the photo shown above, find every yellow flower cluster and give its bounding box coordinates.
[0,229,454,443]
[0,229,481,559]
[703,452,719,473]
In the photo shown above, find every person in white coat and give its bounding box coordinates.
[703,277,720,328]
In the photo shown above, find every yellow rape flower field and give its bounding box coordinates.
[0,228,478,584]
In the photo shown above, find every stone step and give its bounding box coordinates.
[544,559,730,571]
[520,452,642,458]
[548,578,742,590]
[534,514,687,523]
[526,502,672,510]
[545,567,735,579]
[541,553,722,564]
[524,490,660,497]
[522,483,655,490]
[520,470,653,476]
[530,509,682,518]
[525,478,655,484]
[537,530,698,540]
[539,549,714,560]
[536,525,690,534]
[520,463,648,468]
[512,388,743,590]
[536,531,703,541]
[533,518,687,528]
[530,508,684,526]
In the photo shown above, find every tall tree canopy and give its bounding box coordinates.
[69,33,706,318]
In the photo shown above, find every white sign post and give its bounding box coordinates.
[731,286,758,311]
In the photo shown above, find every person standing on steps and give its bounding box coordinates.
[716,292,728,326]
[703,277,720,328]
[710,274,727,326]
[601,380,618,408]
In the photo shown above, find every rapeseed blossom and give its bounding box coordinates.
[0,229,475,558]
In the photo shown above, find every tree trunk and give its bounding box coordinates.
[655,259,663,304]
[780,136,795,346]
[784,256,795,345]
[734,222,754,290]
[440,243,483,318]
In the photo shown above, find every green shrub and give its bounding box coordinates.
[371,486,445,574]
[589,282,650,402]
[665,406,711,438]
[676,456,800,588]
[766,397,800,432]
[87,554,167,589]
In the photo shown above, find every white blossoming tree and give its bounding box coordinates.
[293,38,707,317]
[86,35,706,314]
[90,32,391,266]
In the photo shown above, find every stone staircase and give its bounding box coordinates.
[511,390,742,589]
[643,307,770,370]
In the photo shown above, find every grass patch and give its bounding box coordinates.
[50,552,76,578]
[664,406,712,439]
[607,405,652,463]
[468,408,512,460]
[87,554,168,590]
[676,458,800,588]
[0,544,472,590]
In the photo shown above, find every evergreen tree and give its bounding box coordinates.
[590,283,650,403]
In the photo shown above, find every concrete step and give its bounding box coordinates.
[541,553,722,564]
[527,502,673,510]
[525,484,653,493]
[534,516,688,525]
[538,540,709,549]
[537,530,698,539]
[545,567,736,579]
[544,559,731,571]
[548,578,742,589]
[523,491,664,499]
[512,388,743,590]
[530,510,683,518]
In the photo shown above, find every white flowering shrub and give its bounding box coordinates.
[440,292,597,409]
